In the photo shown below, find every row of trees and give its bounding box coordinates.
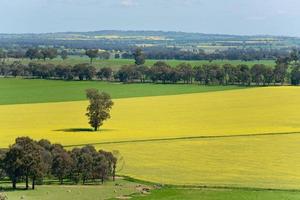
[1,46,293,62]
[0,137,117,190]
[24,48,139,64]
[143,47,290,61]
[1,46,294,64]
[2,49,300,85]
[115,62,292,85]
[25,48,60,61]
[14,48,111,62]
[0,62,96,80]
[1,60,298,85]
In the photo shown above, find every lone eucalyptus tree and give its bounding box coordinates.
[86,89,114,131]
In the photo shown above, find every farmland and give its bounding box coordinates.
[0,78,244,105]
[99,133,300,189]
[1,86,300,148]
[8,57,276,69]
[2,1,300,198]
[1,78,300,198]
[131,187,300,200]
[2,179,145,200]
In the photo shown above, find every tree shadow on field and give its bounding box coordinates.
[54,128,115,133]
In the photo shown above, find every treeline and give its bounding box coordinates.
[0,48,108,63]
[143,47,289,61]
[1,60,300,85]
[0,46,293,62]
[114,62,293,85]
[0,137,117,190]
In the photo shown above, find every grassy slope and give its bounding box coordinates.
[4,181,300,200]
[0,78,244,105]
[131,188,300,200]
[8,57,276,69]
[2,179,141,200]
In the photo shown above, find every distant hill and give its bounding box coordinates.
[0,30,299,51]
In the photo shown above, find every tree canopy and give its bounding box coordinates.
[86,89,114,131]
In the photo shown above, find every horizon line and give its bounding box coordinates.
[0,29,299,39]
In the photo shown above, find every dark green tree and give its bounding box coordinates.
[274,63,288,85]
[2,145,23,189]
[85,49,99,64]
[97,67,113,80]
[133,48,145,65]
[41,48,58,61]
[176,63,194,84]
[86,89,114,131]
[291,65,300,85]
[25,48,39,60]
[237,64,251,85]
[60,50,68,60]
[51,144,73,184]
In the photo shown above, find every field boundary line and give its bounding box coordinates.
[123,176,300,192]
[64,131,300,148]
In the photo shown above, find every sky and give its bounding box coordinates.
[0,0,300,36]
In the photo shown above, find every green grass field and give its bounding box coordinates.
[131,187,300,200]
[2,179,300,200]
[0,179,146,200]
[0,78,244,105]
[8,57,276,69]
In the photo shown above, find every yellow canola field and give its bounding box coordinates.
[1,86,300,147]
[98,133,300,189]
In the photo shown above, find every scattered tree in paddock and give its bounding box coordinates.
[25,48,39,60]
[60,50,68,60]
[41,48,58,61]
[133,48,146,65]
[86,89,114,131]
[85,49,99,64]
[98,51,110,60]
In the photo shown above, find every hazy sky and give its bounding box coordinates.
[1,0,300,36]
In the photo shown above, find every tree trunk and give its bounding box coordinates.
[94,127,98,131]
[12,179,17,189]
[25,175,29,190]
[32,177,36,190]
[113,165,116,181]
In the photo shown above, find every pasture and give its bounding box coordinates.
[2,179,145,200]
[131,187,300,200]
[0,78,243,105]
